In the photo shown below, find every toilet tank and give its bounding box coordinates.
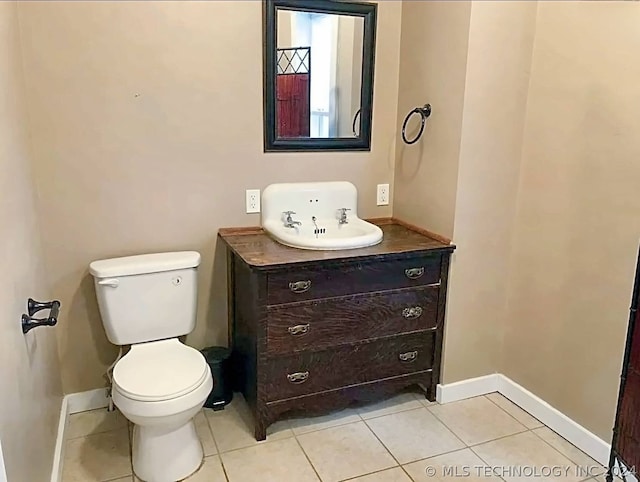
[89,252,201,346]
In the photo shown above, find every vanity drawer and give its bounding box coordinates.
[266,286,439,356]
[264,332,434,401]
[267,256,441,305]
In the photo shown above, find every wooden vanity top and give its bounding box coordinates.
[218,219,455,269]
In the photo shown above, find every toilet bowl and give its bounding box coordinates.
[89,251,212,482]
[112,339,213,482]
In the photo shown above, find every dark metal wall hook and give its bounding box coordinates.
[402,104,432,145]
[22,298,60,334]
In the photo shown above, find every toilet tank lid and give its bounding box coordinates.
[89,251,201,278]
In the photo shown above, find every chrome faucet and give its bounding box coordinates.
[283,211,302,228]
[338,208,351,225]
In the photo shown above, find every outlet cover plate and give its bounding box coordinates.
[246,189,261,213]
[377,184,389,206]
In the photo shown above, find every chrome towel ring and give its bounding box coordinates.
[402,104,432,145]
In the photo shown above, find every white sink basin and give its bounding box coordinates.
[262,182,383,250]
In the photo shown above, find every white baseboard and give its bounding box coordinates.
[49,396,68,482]
[496,375,611,466]
[66,387,110,414]
[437,374,619,469]
[50,388,110,482]
[436,374,501,404]
[0,439,8,482]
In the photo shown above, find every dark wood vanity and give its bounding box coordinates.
[219,220,455,440]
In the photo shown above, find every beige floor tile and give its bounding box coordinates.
[428,396,527,445]
[206,395,293,453]
[533,427,605,475]
[109,478,133,482]
[297,421,396,482]
[406,388,436,408]
[357,393,424,420]
[366,408,465,464]
[67,408,128,439]
[195,410,217,456]
[184,455,227,481]
[62,428,132,482]
[133,456,226,482]
[403,448,501,481]
[418,397,437,408]
[485,393,543,430]
[221,437,318,482]
[287,407,362,435]
[472,431,583,482]
[350,467,412,481]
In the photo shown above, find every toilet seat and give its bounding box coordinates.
[113,338,209,402]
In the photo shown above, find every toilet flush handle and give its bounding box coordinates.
[98,279,120,288]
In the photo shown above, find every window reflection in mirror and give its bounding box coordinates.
[276,9,364,139]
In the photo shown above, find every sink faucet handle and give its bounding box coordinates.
[338,207,351,224]
[283,211,302,228]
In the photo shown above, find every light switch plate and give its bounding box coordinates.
[377,184,390,206]
[246,189,260,213]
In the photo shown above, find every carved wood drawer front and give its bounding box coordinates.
[266,286,439,356]
[264,331,434,401]
[267,255,442,305]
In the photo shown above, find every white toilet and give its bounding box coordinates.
[89,251,213,482]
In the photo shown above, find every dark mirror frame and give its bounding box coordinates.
[263,0,377,152]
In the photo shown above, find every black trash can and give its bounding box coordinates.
[201,346,233,411]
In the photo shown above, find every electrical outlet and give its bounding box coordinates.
[377,184,389,206]
[246,189,260,213]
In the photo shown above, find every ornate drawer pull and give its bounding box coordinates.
[402,306,423,319]
[405,267,425,280]
[288,324,310,336]
[287,371,310,384]
[399,351,418,363]
[289,280,312,293]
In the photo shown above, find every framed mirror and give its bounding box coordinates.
[263,0,377,152]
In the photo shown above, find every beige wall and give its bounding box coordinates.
[0,2,63,481]
[393,1,538,383]
[443,1,537,383]
[503,1,640,440]
[393,1,472,239]
[17,0,402,394]
[277,10,292,49]
[393,0,635,442]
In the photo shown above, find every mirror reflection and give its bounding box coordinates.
[276,9,364,139]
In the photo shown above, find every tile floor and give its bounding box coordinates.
[61,390,608,482]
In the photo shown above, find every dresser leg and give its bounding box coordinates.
[255,420,267,441]
[425,384,436,402]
